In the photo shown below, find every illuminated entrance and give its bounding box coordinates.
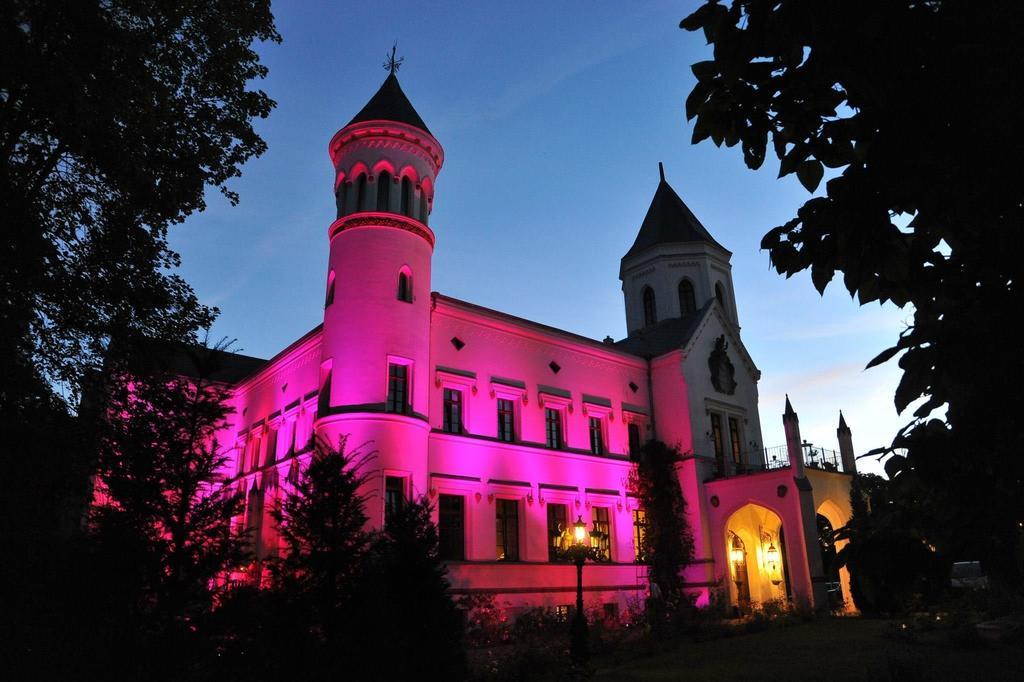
[725,504,789,608]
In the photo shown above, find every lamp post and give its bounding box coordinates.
[559,515,603,665]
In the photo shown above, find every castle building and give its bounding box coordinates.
[214,70,858,614]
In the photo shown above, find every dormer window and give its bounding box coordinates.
[642,287,657,327]
[376,170,391,211]
[679,279,696,315]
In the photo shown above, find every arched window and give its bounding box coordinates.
[401,176,412,216]
[678,279,696,315]
[324,271,336,307]
[335,184,344,217]
[419,192,428,224]
[715,282,726,308]
[397,270,412,302]
[376,170,391,211]
[642,287,657,327]
[356,174,368,211]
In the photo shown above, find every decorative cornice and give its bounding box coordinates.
[328,212,435,249]
[329,120,444,170]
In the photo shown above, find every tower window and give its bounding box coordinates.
[356,173,368,211]
[376,170,391,211]
[335,184,344,217]
[497,398,515,442]
[642,287,657,327]
[419,191,428,223]
[401,176,412,216]
[715,282,726,309]
[397,271,412,302]
[678,279,696,315]
[325,271,336,307]
[729,416,743,466]
[386,363,409,413]
[384,475,405,526]
[442,388,463,434]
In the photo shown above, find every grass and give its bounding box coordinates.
[590,617,1024,682]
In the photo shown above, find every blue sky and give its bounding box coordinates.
[170,0,909,474]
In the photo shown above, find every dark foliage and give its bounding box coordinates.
[630,441,695,604]
[835,474,945,615]
[352,497,468,680]
[681,0,1024,582]
[1,3,278,675]
[215,440,467,681]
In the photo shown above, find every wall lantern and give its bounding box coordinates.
[766,542,782,585]
[730,535,745,565]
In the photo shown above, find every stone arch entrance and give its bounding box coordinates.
[816,499,855,611]
[724,504,789,609]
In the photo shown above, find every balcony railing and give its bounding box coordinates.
[709,442,848,479]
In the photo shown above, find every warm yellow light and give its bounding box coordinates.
[730,535,745,564]
[766,542,782,585]
[573,516,587,545]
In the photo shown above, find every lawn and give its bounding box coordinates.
[590,617,1024,681]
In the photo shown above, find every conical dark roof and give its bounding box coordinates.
[623,173,725,260]
[347,72,431,134]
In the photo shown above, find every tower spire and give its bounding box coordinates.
[658,161,665,182]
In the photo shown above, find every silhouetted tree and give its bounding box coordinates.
[631,440,695,623]
[84,343,246,679]
[1,2,279,672]
[352,497,467,681]
[269,435,373,674]
[835,474,944,615]
[681,0,1024,583]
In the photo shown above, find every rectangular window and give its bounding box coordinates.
[547,502,568,562]
[248,436,261,471]
[495,498,519,561]
[386,363,408,413]
[589,416,604,455]
[593,506,611,562]
[497,398,515,442]
[633,509,647,563]
[728,416,743,465]
[264,428,278,466]
[438,494,465,561]
[545,408,563,449]
[710,413,725,468]
[384,476,405,526]
[628,422,642,457]
[555,605,571,622]
[443,388,463,434]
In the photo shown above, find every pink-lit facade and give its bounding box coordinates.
[215,72,858,615]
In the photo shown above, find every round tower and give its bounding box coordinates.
[316,67,443,526]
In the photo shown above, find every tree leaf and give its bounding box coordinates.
[796,159,824,192]
[865,345,901,369]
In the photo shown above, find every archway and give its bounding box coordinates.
[817,500,855,612]
[724,504,789,610]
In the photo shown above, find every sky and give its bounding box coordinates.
[169,0,911,475]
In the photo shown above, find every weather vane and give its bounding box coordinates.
[383,42,404,74]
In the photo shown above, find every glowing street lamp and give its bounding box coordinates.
[559,514,599,665]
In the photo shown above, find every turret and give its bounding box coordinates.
[316,61,443,526]
[837,411,857,474]
[783,395,804,477]
[619,163,738,335]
